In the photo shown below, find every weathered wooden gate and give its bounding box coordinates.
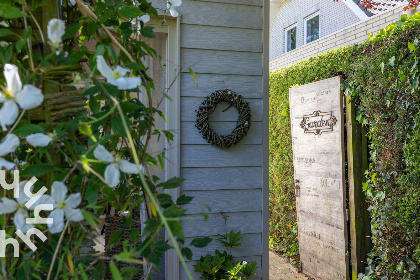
[289,76,349,280]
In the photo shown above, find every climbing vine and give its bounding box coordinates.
[270,13,420,279]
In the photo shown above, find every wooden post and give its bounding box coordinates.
[346,96,370,279]
[41,0,60,123]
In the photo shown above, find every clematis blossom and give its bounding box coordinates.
[0,181,41,233]
[94,144,140,188]
[26,133,53,147]
[0,134,19,170]
[140,14,150,23]
[47,18,66,53]
[0,64,44,131]
[167,0,182,17]
[96,55,142,90]
[40,182,84,234]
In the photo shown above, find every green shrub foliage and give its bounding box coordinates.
[270,13,420,279]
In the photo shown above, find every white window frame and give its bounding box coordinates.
[284,23,297,53]
[304,11,320,45]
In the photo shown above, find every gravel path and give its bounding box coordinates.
[269,251,310,280]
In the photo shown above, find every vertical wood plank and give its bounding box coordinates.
[346,96,371,279]
[289,77,349,280]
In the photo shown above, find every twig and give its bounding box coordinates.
[22,0,45,45]
[83,164,107,184]
[22,0,35,72]
[47,220,70,280]
[7,110,25,136]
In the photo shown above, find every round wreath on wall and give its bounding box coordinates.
[195,89,251,149]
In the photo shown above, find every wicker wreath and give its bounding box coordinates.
[195,89,251,148]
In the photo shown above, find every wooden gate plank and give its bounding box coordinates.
[289,76,349,280]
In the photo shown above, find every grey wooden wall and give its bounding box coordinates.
[176,0,268,279]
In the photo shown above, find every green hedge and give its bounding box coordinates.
[269,13,420,279]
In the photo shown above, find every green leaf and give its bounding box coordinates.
[83,85,100,96]
[111,115,130,137]
[281,108,288,116]
[190,237,212,248]
[168,221,184,241]
[110,261,123,280]
[181,247,193,260]
[107,45,118,63]
[163,177,185,189]
[157,193,174,207]
[163,206,186,218]
[124,62,146,72]
[15,39,25,51]
[241,261,258,277]
[120,101,145,114]
[142,218,159,238]
[154,241,172,252]
[110,229,124,249]
[61,50,85,65]
[81,210,100,227]
[129,229,139,242]
[88,96,100,114]
[189,67,198,86]
[176,194,193,205]
[119,6,143,18]
[63,23,80,40]
[86,22,97,37]
[22,27,32,40]
[21,164,60,177]
[120,266,142,278]
[0,28,17,38]
[408,42,416,53]
[148,249,163,267]
[78,264,89,280]
[140,26,154,38]
[100,8,113,24]
[85,184,99,205]
[14,124,45,136]
[0,4,25,19]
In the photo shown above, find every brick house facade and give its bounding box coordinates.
[270,0,407,70]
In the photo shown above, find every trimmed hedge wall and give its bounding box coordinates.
[269,13,420,279]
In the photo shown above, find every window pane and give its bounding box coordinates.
[306,15,319,43]
[286,27,296,52]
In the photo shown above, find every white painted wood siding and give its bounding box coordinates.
[176,0,267,279]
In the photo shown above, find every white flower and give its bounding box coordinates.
[41,182,84,234]
[0,181,38,233]
[0,64,44,131]
[47,19,65,51]
[96,55,142,90]
[94,144,140,188]
[167,0,182,17]
[0,134,19,170]
[26,133,53,147]
[140,14,150,23]
[0,41,9,48]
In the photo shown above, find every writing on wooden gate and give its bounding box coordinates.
[289,76,349,280]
